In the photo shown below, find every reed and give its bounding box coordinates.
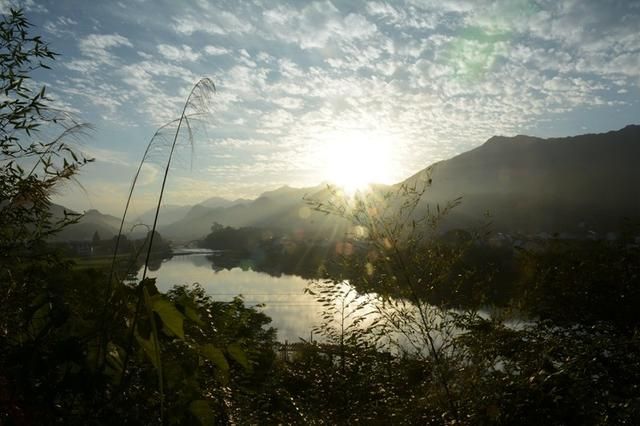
[141,78,215,280]
[107,78,215,420]
[107,78,215,287]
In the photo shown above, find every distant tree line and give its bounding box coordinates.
[55,230,171,259]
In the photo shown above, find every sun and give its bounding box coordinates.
[321,129,395,194]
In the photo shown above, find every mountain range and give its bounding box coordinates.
[54,125,640,242]
[52,207,134,241]
[406,124,640,234]
[133,196,250,228]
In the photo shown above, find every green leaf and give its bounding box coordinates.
[163,359,185,389]
[227,343,251,372]
[29,303,50,339]
[105,342,124,372]
[200,344,229,372]
[189,400,215,426]
[141,277,158,295]
[177,295,204,326]
[151,296,185,339]
[135,332,160,370]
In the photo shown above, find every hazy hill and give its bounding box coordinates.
[49,196,249,242]
[199,196,250,209]
[159,184,344,242]
[159,125,640,241]
[134,204,193,228]
[53,125,640,242]
[404,125,640,233]
[134,198,250,229]
[52,207,127,241]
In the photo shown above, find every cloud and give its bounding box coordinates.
[35,0,640,213]
[79,34,132,62]
[56,78,127,114]
[272,97,304,110]
[138,163,160,186]
[118,60,198,123]
[172,9,253,36]
[66,33,133,73]
[44,16,77,37]
[81,146,131,167]
[157,44,201,62]
[366,1,438,29]
[0,0,47,14]
[204,45,230,56]
[262,1,378,49]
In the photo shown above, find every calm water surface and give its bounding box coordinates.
[137,251,494,349]
[138,251,322,341]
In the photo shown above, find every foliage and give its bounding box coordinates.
[454,317,640,424]
[0,12,93,423]
[201,223,269,254]
[297,181,640,424]
[0,8,91,256]
[0,10,255,424]
[515,238,640,328]
[1,265,275,424]
[305,182,473,419]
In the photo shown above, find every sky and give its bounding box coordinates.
[3,0,640,215]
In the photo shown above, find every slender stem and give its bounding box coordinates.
[100,79,213,419]
[99,121,177,372]
[141,85,198,281]
[379,207,460,422]
[137,80,208,423]
[107,120,178,293]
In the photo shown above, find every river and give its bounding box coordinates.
[137,250,323,341]
[137,250,502,350]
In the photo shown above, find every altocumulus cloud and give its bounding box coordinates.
[11,0,637,214]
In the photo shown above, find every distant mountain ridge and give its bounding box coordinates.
[134,205,192,228]
[404,124,640,233]
[133,197,249,228]
[158,184,338,242]
[53,125,640,241]
[52,196,251,241]
[199,196,250,209]
[52,206,131,241]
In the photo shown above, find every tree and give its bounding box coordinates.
[304,181,470,422]
[0,7,92,349]
[210,221,224,233]
[0,9,96,423]
[0,8,91,273]
[0,10,253,424]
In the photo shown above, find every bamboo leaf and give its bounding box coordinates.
[177,295,204,326]
[135,331,160,370]
[189,400,215,426]
[200,344,229,372]
[227,343,251,371]
[151,296,185,339]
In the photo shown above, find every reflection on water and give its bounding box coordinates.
[137,253,322,341]
[137,252,499,350]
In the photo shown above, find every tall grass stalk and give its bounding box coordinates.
[109,78,215,419]
[106,119,179,291]
[106,78,215,286]
[99,120,179,377]
[141,78,215,279]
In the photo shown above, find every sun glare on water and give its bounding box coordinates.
[322,129,395,194]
